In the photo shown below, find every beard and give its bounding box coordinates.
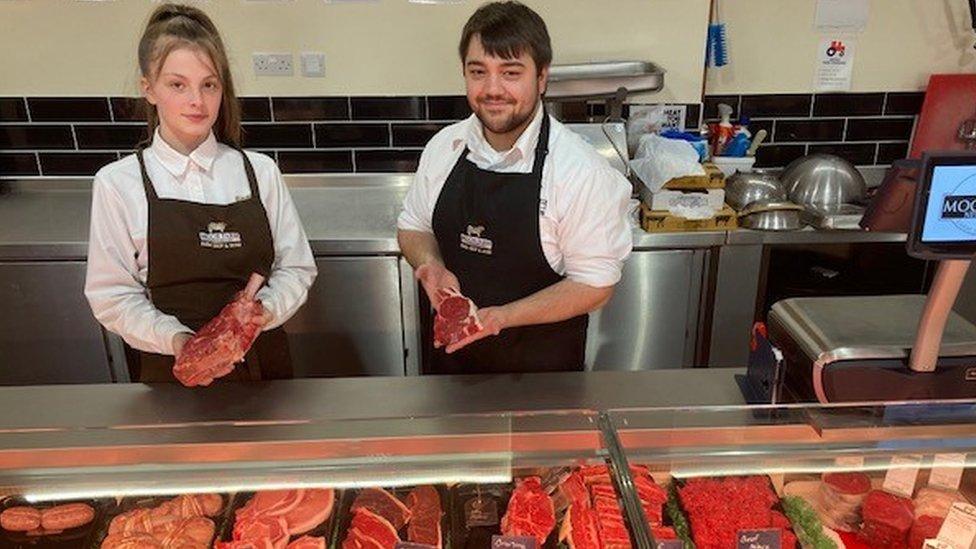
[475,100,538,136]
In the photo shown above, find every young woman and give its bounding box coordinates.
[85,3,316,382]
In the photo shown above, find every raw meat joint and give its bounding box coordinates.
[101,493,223,548]
[502,477,556,545]
[433,288,483,349]
[859,490,914,547]
[407,486,443,549]
[173,273,267,387]
[559,466,668,549]
[818,472,870,532]
[220,489,335,549]
[343,507,400,549]
[352,488,412,531]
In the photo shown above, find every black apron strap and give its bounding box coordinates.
[135,148,159,201]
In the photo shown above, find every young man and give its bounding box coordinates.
[397,1,632,374]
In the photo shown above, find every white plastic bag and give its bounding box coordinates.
[629,133,706,194]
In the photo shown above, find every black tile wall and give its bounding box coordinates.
[28,98,111,122]
[705,91,924,167]
[0,93,925,177]
[393,123,448,147]
[355,150,422,173]
[740,94,812,117]
[877,142,911,164]
[0,125,75,150]
[241,124,313,149]
[0,98,28,122]
[38,153,116,176]
[808,143,878,166]
[75,125,147,150]
[240,98,273,122]
[813,93,884,117]
[845,117,915,141]
[110,97,147,122]
[315,123,389,148]
[273,97,348,121]
[885,92,925,115]
[278,151,354,173]
[427,96,471,120]
[351,97,426,120]
[754,144,806,169]
[775,119,845,142]
[0,153,39,176]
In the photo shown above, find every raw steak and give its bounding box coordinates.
[909,515,943,549]
[432,288,483,349]
[232,515,289,549]
[173,273,266,387]
[237,490,306,522]
[559,503,601,549]
[352,488,411,531]
[406,486,442,548]
[501,477,556,545]
[343,508,400,549]
[860,490,915,548]
[559,472,590,508]
[287,536,326,549]
[281,489,334,536]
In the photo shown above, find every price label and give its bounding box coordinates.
[929,453,967,491]
[465,496,498,528]
[834,455,865,469]
[491,535,537,549]
[657,541,684,549]
[937,502,976,549]
[883,454,923,498]
[737,528,781,549]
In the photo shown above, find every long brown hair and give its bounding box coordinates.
[137,3,241,147]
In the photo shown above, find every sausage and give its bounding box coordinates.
[0,506,41,532]
[40,502,95,530]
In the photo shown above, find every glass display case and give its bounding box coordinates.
[1,398,976,549]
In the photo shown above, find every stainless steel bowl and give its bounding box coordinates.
[781,154,866,207]
[725,170,786,211]
[738,200,804,231]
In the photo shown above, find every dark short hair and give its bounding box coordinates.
[459,1,552,74]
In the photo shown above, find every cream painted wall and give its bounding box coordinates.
[0,0,709,103]
[706,0,976,95]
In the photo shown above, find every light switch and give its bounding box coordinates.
[301,52,326,78]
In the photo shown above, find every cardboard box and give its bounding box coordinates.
[663,163,726,190]
[643,188,726,213]
[640,204,738,233]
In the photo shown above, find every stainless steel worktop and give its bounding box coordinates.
[0,176,906,260]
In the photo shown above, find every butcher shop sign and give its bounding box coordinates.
[199,221,243,249]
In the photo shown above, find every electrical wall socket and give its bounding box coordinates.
[253,53,293,76]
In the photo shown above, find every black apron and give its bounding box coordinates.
[130,147,292,382]
[430,109,588,374]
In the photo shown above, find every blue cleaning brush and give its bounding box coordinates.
[707,0,728,67]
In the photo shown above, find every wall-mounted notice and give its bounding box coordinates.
[815,38,855,92]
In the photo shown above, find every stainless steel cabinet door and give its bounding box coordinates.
[0,262,112,384]
[283,257,406,377]
[586,250,704,370]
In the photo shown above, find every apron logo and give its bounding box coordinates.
[460,224,493,255]
[199,221,243,249]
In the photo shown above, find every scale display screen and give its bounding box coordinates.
[909,152,976,259]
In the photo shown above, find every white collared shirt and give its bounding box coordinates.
[397,104,633,288]
[85,129,317,356]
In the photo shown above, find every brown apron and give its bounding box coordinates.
[130,147,292,382]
